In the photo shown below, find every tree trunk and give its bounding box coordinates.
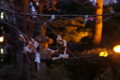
[93,0,103,46]
[21,0,37,80]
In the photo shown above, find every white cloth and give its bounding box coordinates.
[35,52,41,63]
[19,34,26,42]
[23,46,32,53]
[51,15,55,20]
[84,15,88,25]
[52,54,69,61]
[34,41,39,49]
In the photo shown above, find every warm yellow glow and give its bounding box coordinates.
[1,59,3,62]
[113,45,120,53]
[104,53,108,57]
[1,26,3,30]
[99,52,104,56]
[99,51,108,57]
[0,48,4,54]
[0,36,4,42]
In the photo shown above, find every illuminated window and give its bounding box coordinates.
[0,48,4,54]
[0,12,4,19]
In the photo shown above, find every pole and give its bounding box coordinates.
[93,0,103,46]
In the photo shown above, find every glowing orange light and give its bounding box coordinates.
[113,45,120,53]
[99,52,104,56]
[99,51,108,57]
[0,36,4,42]
[104,53,108,57]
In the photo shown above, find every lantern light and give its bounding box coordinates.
[99,51,108,57]
[113,45,120,53]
